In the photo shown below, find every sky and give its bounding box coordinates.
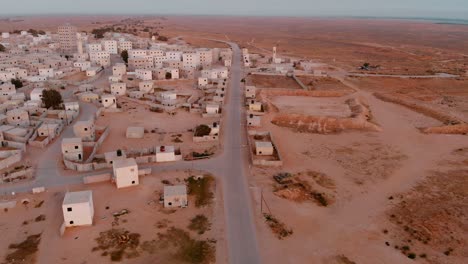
[1,0,468,19]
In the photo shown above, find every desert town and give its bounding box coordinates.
[0,15,466,264]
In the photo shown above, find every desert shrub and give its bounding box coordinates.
[188,214,210,234]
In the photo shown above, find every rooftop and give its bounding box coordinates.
[63,190,92,205]
[164,185,187,196]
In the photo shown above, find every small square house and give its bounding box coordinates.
[7,109,30,126]
[255,141,274,156]
[61,137,83,162]
[155,146,176,162]
[104,150,126,165]
[139,81,153,93]
[160,91,177,101]
[245,86,256,99]
[73,119,95,141]
[163,185,188,208]
[112,158,139,189]
[198,77,208,88]
[62,190,94,227]
[64,102,79,112]
[37,123,60,138]
[205,104,220,114]
[247,114,261,127]
[248,100,262,112]
[101,94,117,108]
[30,87,45,101]
[110,82,127,96]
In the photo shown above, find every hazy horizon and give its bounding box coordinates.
[1,0,467,20]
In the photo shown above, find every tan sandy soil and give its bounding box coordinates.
[247,74,301,89]
[0,170,226,264]
[271,96,351,117]
[95,98,219,155]
[247,75,466,263]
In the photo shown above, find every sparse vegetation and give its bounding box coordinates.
[186,175,214,207]
[0,44,5,52]
[157,35,168,41]
[263,214,293,239]
[5,234,41,264]
[194,124,211,137]
[188,214,211,234]
[92,228,141,262]
[11,78,23,88]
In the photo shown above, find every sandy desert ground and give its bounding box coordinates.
[0,170,226,264]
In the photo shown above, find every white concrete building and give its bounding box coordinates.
[61,137,83,162]
[0,82,15,96]
[86,67,102,77]
[64,102,80,112]
[74,61,91,71]
[255,141,274,156]
[103,40,118,54]
[163,185,188,208]
[101,94,117,108]
[182,52,200,68]
[38,68,55,78]
[135,69,153,81]
[139,81,153,93]
[37,123,60,138]
[205,104,220,114]
[198,77,208,88]
[73,119,95,141]
[112,63,126,77]
[62,190,94,227]
[245,86,256,99]
[87,43,102,53]
[89,51,110,67]
[112,158,139,189]
[118,41,133,52]
[7,109,30,126]
[110,82,127,96]
[30,88,45,101]
[155,146,176,162]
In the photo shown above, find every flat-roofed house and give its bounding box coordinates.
[112,158,139,189]
[7,109,30,126]
[62,190,94,227]
[61,137,83,162]
[255,141,274,156]
[101,94,117,108]
[155,145,176,162]
[73,119,95,141]
[163,185,188,208]
[110,82,126,96]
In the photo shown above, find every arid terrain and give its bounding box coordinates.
[0,15,467,264]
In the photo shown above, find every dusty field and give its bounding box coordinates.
[297,76,355,93]
[247,74,301,89]
[246,72,467,263]
[383,148,468,264]
[95,98,219,155]
[271,96,351,117]
[0,170,226,264]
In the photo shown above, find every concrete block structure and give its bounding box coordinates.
[138,81,153,93]
[245,86,256,99]
[37,123,60,138]
[73,119,95,141]
[30,88,45,101]
[155,146,176,162]
[163,185,188,208]
[101,94,117,108]
[112,158,139,189]
[255,141,274,156]
[62,190,94,227]
[6,109,30,126]
[61,137,83,162]
[110,82,126,96]
[112,63,126,77]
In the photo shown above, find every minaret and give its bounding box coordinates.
[272,46,277,63]
[76,32,83,55]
